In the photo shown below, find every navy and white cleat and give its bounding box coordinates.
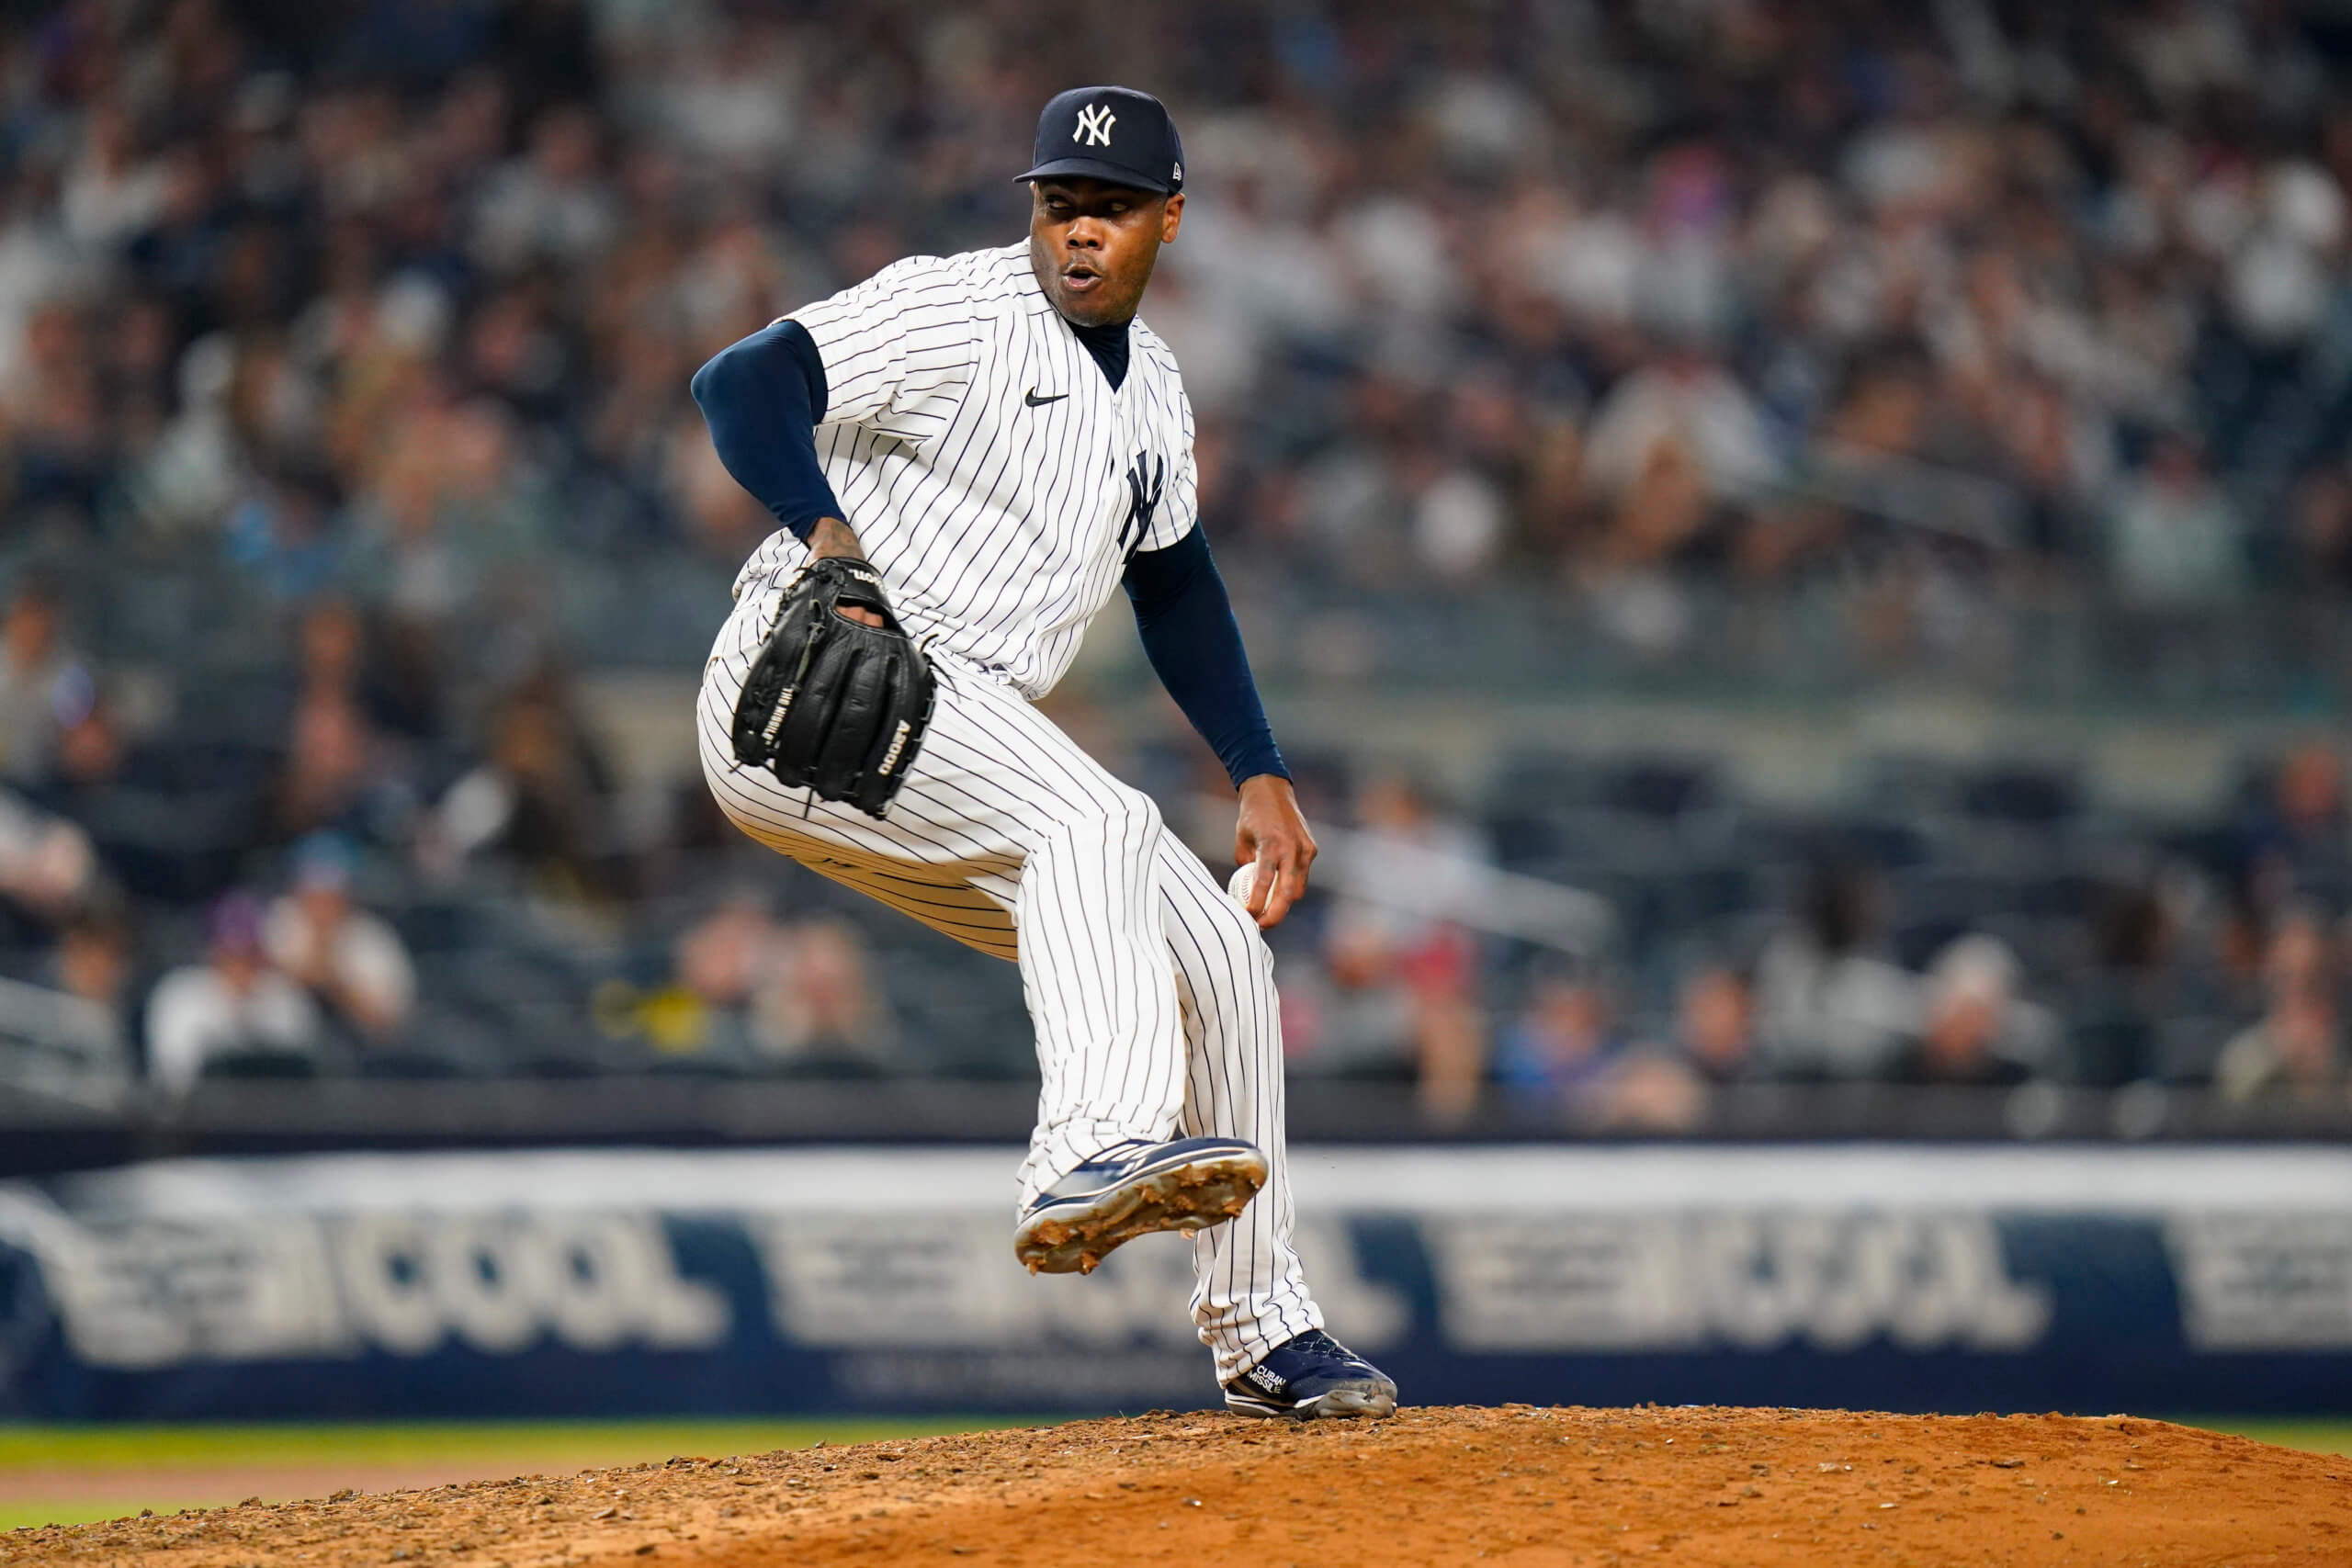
[1224,1329,1398,1420]
[1013,1136,1268,1276]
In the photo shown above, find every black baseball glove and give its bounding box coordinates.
[729,556,936,818]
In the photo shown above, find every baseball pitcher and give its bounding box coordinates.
[691,85,1395,1419]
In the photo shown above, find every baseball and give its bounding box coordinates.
[1227,860,1261,908]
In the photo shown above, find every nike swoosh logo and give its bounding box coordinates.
[1024,389,1069,407]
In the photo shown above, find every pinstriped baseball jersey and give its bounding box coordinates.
[729,243,1197,699]
[696,233,1329,1390]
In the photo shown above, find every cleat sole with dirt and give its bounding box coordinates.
[1014,1148,1268,1275]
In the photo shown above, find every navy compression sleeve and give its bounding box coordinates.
[1123,528,1289,788]
[690,320,842,541]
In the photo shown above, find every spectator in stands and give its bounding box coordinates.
[660,896,893,1071]
[1671,962,1757,1084]
[0,581,83,786]
[2215,907,2345,1101]
[2102,434,2248,608]
[1581,333,1778,570]
[10,299,107,513]
[668,888,786,1062]
[417,677,617,896]
[263,833,415,1043]
[341,394,551,644]
[469,104,618,278]
[266,682,385,844]
[1742,349,1936,579]
[1589,1048,1711,1133]
[2287,461,2352,593]
[1275,918,1420,1084]
[51,904,134,1027]
[0,787,98,934]
[2217,984,2343,1103]
[2241,740,2351,914]
[1495,964,1623,1113]
[1886,935,2044,1087]
[657,892,786,1060]
[1754,863,1918,1079]
[145,891,322,1091]
[263,611,420,851]
[223,472,345,604]
[293,596,440,746]
[40,675,123,801]
[0,901,135,1093]
[1572,963,1759,1132]
[1325,775,1487,1121]
[2069,885,2177,1088]
[757,918,892,1071]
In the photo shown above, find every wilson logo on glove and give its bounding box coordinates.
[729,556,936,818]
[877,719,915,777]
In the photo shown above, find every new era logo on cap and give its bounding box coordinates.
[1016,85,1184,195]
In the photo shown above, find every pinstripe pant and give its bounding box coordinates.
[696,582,1322,1381]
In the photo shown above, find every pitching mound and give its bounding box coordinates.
[9,1405,2348,1567]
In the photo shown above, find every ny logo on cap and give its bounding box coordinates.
[1076,103,1116,147]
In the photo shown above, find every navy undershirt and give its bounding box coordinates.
[689,317,1287,787]
[1069,316,1131,390]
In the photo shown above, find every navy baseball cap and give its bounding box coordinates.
[1015,85,1184,196]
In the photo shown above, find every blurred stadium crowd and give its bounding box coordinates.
[0,0,2349,1122]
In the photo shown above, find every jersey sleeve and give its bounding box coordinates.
[1134,381,1199,553]
[786,254,978,445]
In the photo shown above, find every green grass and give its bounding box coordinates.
[0,1416,1056,1531]
[2187,1419,2352,1457]
[0,1416,1045,1471]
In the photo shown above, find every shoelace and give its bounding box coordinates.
[1278,1329,1360,1365]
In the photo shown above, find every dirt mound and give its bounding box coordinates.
[9,1405,2347,1567]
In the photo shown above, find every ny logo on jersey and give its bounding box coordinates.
[1076,103,1116,147]
[1119,452,1166,556]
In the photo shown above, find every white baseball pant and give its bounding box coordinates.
[695,573,1323,1381]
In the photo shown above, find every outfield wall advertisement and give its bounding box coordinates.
[3,1145,2350,1417]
